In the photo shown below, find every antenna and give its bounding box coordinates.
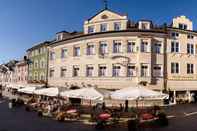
[103,0,108,9]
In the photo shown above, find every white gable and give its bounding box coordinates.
[86,10,127,24]
[84,9,128,34]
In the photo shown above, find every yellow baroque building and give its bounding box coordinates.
[48,9,197,103]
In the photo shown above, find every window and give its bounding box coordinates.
[61,48,68,58]
[188,34,194,39]
[114,22,121,31]
[60,67,67,77]
[179,23,187,30]
[141,41,148,52]
[127,41,135,53]
[99,42,108,55]
[153,65,162,77]
[100,23,107,32]
[88,26,94,33]
[141,23,149,30]
[171,42,179,53]
[74,47,80,57]
[40,60,45,68]
[171,32,179,38]
[171,63,179,74]
[112,65,121,77]
[154,43,161,54]
[113,41,122,53]
[99,65,107,77]
[141,64,149,77]
[40,75,45,81]
[87,44,95,55]
[56,34,63,41]
[127,65,136,77]
[86,66,94,77]
[49,69,55,78]
[187,44,194,54]
[73,66,79,77]
[34,61,38,68]
[50,52,55,60]
[187,64,194,74]
[34,72,38,80]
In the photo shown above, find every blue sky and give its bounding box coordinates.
[0,0,197,63]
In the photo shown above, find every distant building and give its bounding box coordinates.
[15,58,28,85]
[0,60,18,85]
[27,41,50,85]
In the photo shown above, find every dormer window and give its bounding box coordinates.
[114,22,121,31]
[179,23,187,30]
[100,23,107,32]
[56,34,63,41]
[139,21,151,30]
[88,26,94,34]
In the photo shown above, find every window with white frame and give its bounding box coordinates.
[50,52,55,60]
[88,26,94,33]
[60,67,67,77]
[113,41,122,53]
[187,63,194,74]
[127,64,136,77]
[74,47,80,57]
[114,22,121,31]
[141,64,149,77]
[40,74,45,81]
[171,62,179,74]
[34,72,38,80]
[100,23,107,32]
[187,43,194,54]
[49,68,55,78]
[87,44,95,55]
[141,41,148,52]
[40,60,45,68]
[34,61,38,68]
[171,32,179,38]
[154,43,161,54]
[61,48,68,58]
[99,41,108,55]
[179,23,187,30]
[188,34,194,39]
[73,66,79,77]
[153,65,162,77]
[171,42,179,53]
[86,65,94,77]
[56,34,63,41]
[99,65,107,77]
[112,65,121,77]
[127,41,135,53]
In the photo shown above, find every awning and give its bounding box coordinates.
[60,87,105,101]
[111,86,168,100]
[34,87,61,97]
[18,86,42,94]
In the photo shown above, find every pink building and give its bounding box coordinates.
[15,60,28,85]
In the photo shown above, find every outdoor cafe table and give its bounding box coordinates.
[98,113,111,121]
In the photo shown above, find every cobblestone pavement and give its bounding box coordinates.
[1,96,197,131]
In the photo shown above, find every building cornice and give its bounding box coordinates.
[49,29,167,47]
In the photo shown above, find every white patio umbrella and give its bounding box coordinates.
[18,86,42,94]
[111,86,168,101]
[60,87,104,101]
[34,87,60,97]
